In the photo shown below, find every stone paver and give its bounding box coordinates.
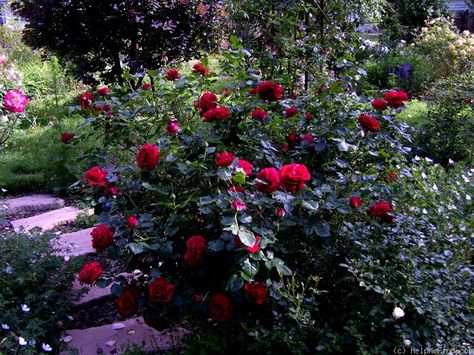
[55,227,95,257]
[71,280,111,305]
[61,317,189,354]
[11,207,93,231]
[3,194,65,214]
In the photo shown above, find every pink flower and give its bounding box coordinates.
[142,83,152,91]
[127,215,139,228]
[231,199,246,211]
[97,86,111,96]
[165,122,180,135]
[79,92,94,109]
[237,160,253,176]
[276,208,286,217]
[3,89,28,113]
[0,55,7,65]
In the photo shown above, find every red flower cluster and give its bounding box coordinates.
[203,107,231,122]
[91,224,114,252]
[243,282,267,305]
[369,201,395,222]
[209,294,233,322]
[148,277,175,303]
[256,168,280,193]
[83,166,108,187]
[279,164,311,194]
[195,92,218,114]
[384,90,409,108]
[137,144,160,170]
[216,151,235,167]
[166,69,181,81]
[193,61,210,76]
[79,92,94,109]
[254,81,283,102]
[184,235,207,266]
[60,132,75,144]
[78,261,103,285]
[251,108,267,121]
[358,114,380,132]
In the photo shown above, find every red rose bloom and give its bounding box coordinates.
[184,235,207,266]
[234,235,261,253]
[387,171,398,182]
[358,114,380,132]
[104,184,118,197]
[165,122,180,135]
[281,143,290,152]
[301,134,314,144]
[279,164,311,194]
[137,144,160,170]
[243,282,267,305]
[91,224,114,252]
[196,92,218,114]
[166,69,181,81]
[287,132,297,143]
[237,160,253,175]
[193,62,210,76]
[142,83,152,91]
[251,108,267,121]
[60,132,75,144]
[79,92,94,109]
[349,196,362,208]
[290,91,298,99]
[97,86,111,96]
[209,294,233,322]
[148,277,175,303]
[127,215,139,228]
[305,112,314,120]
[384,90,409,108]
[256,168,280,193]
[285,106,298,118]
[369,201,395,223]
[117,290,138,317]
[216,152,235,167]
[254,81,283,102]
[78,261,103,285]
[203,107,231,122]
[372,98,388,110]
[83,166,108,187]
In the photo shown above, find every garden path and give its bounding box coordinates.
[2,194,188,354]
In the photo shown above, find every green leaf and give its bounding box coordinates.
[242,258,259,278]
[227,274,244,292]
[95,278,112,289]
[238,230,256,247]
[128,242,149,255]
[314,223,331,237]
[111,283,123,297]
[232,171,246,185]
[302,200,319,212]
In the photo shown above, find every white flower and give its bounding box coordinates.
[392,306,405,319]
[18,337,27,346]
[403,339,411,347]
[42,343,52,352]
[21,304,30,312]
[1,323,9,330]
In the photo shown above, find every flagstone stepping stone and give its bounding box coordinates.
[71,280,112,306]
[11,207,93,231]
[2,194,65,214]
[61,317,189,354]
[55,227,96,257]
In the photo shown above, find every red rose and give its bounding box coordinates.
[281,143,289,152]
[91,224,114,252]
[78,261,103,285]
[203,107,231,122]
[60,132,75,144]
[369,201,395,223]
[148,277,175,303]
[287,132,297,143]
[196,92,218,114]
[256,168,280,193]
[127,215,139,228]
[193,62,210,76]
[209,293,233,322]
[301,134,314,144]
[387,171,398,182]
[231,199,246,211]
[193,294,204,303]
[372,98,388,110]
[117,290,138,316]
[235,235,261,253]
[243,282,267,305]
[83,166,108,187]
[285,106,298,118]
[254,81,283,102]
[279,164,311,194]
[251,108,267,121]
[137,144,160,170]
[290,91,298,99]
[237,160,253,175]
[142,83,152,91]
[104,184,118,197]
[276,208,286,217]
[165,122,180,135]
[305,112,314,120]
[166,69,181,81]
[384,90,409,108]
[79,92,94,109]
[349,196,362,208]
[184,235,207,266]
[97,86,111,96]
[221,87,231,96]
[358,114,380,132]
[216,152,235,167]
[94,104,112,113]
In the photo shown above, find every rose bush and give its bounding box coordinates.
[74,46,473,352]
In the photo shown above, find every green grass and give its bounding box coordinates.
[396,99,428,126]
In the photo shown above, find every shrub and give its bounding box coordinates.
[12,0,225,82]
